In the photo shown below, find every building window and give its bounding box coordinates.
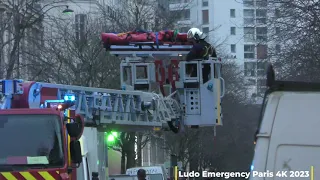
[202,27,209,34]
[275,44,281,54]
[202,10,209,24]
[243,0,254,7]
[244,62,256,76]
[246,79,256,86]
[244,45,255,59]
[171,9,190,20]
[256,0,268,7]
[230,9,235,18]
[244,27,255,42]
[275,9,280,18]
[256,27,267,42]
[257,61,268,76]
[183,9,190,20]
[231,44,236,53]
[75,14,87,41]
[257,44,267,59]
[243,9,254,25]
[180,27,190,33]
[256,9,267,24]
[202,0,208,6]
[230,27,236,35]
[275,27,280,34]
[169,0,180,3]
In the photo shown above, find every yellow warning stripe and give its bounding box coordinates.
[1,172,16,180]
[39,171,55,180]
[20,172,36,180]
[67,110,72,179]
[0,171,58,180]
[67,109,71,166]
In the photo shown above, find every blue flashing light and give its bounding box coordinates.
[64,94,75,101]
[250,164,254,171]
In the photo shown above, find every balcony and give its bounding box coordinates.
[256,0,268,8]
[169,0,191,11]
[243,0,254,7]
[256,34,267,42]
[244,18,255,25]
[244,34,255,42]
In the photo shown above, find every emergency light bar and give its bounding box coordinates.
[64,94,76,101]
[44,100,64,108]
[45,98,75,110]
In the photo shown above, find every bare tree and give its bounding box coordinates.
[163,129,200,170]
[268,0,320,81]
[97,0,190,32]
[0,0,74,79]
[39,13,120,87]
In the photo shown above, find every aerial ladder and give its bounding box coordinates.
[0,79,181,131]
[0,38,225,180]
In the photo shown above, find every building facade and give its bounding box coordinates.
[170,0,271,104]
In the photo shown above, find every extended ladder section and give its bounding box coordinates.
[0,80,183,130]
[108,42,192,57]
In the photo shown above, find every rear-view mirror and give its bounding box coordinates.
[66,123,82,139]
[70,140,82,164]
[66,114,84,140]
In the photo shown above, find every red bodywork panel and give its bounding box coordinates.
[11,81,60,109]
[11,81,35,108]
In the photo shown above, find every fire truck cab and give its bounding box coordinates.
[0,80,83,180]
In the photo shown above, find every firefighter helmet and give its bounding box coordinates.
[187,28,205,40]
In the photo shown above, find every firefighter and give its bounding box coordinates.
[186,28,217,61]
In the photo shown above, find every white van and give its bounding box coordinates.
[250,65,319,179]
[126,166,167,180]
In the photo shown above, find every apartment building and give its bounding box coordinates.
[242,0,269,104]
[169,0,272,104]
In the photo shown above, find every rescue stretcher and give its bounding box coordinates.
[101,30,193,57]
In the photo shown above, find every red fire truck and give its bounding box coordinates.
[0,80,83,180]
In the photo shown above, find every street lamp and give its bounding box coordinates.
[62,6,74,14]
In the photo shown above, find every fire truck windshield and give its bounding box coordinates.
[0,114,64,167]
